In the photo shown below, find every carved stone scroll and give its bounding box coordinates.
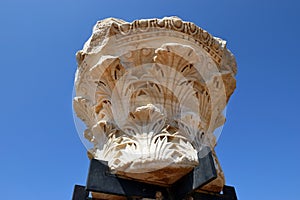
[73,17,237,192]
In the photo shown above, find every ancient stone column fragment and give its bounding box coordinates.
[73,17,237,192]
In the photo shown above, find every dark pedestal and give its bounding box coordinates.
[72,147,237,200]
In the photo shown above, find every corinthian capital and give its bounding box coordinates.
[73,17,237,191]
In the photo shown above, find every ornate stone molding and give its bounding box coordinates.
[73,17,237,191]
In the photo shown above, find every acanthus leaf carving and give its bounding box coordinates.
[74,17,237,190]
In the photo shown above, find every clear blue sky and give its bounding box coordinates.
[0,0,299,199]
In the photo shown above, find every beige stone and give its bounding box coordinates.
[73,17,237,192]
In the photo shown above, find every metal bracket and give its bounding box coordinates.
[86,158,169,198]
[72,147,237,199]
[169,147,217,199]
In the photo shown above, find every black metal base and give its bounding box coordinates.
[72,184,237,200]
[72,147,237,200]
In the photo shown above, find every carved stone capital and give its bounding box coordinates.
[73,17,237,191]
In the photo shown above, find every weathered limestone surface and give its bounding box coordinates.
[74,17,237,192]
